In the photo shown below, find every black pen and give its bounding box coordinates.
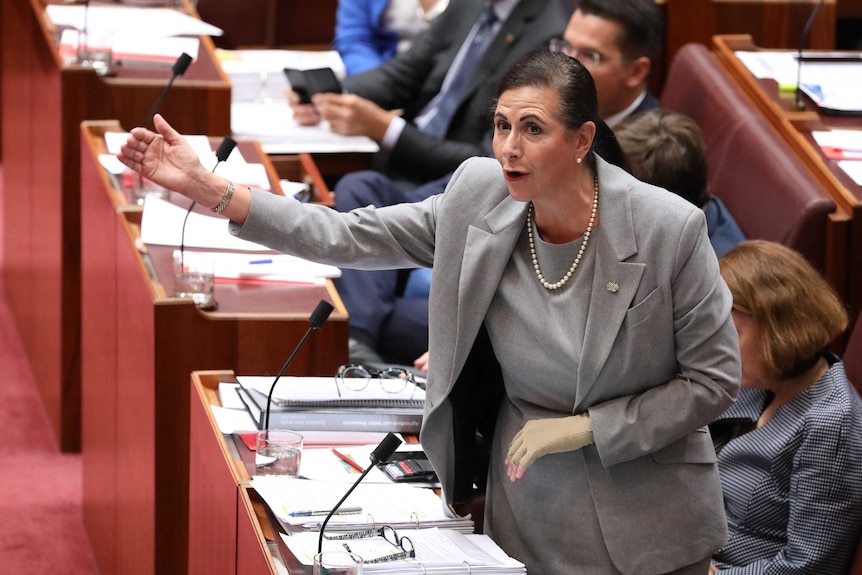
[287,506,362,517]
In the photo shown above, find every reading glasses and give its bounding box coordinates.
[326,525,416,564]
[335,364,419,397]
[549,38,607,67]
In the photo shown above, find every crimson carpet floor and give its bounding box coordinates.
[0,164,101,574]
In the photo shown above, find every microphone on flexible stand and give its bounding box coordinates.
[133,52,194,201]
[177,135,237,272]
[263,299,335,431]
[794,0,826,111]
[144,52,193,128]
[317,432,403,554]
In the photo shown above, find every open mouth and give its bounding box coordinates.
[504,170,527,181]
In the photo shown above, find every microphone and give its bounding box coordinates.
[317,432,403,554]
[263,299,335,430]
[794,0,826,111]
[143,52,193,128]
[178,136,237,272]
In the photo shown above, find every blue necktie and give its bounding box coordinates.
[421,6,498,138]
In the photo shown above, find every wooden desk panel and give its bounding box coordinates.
[80,121,348,575]
[664,0,836,80]
[190,369,281,575]
[711,34,862,330]
[0,0,231,452]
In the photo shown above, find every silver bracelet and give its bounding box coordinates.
[212,180,235,213]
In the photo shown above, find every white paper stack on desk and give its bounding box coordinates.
[251,476,472,534]
[282,527,526,574]
[235,376,425,433]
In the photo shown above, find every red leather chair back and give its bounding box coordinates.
[660,43,836,273]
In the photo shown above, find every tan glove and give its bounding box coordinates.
[506,414,594,477]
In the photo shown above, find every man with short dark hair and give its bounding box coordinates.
[614,108,745,256]
[553,0,662,125]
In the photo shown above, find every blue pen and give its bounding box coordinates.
[287,506,362,517]
[249,259,273,265]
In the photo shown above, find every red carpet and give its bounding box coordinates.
[0,165,100,573]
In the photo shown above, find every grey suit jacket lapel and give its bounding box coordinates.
[576,160,645,406]
[449,196,526,384]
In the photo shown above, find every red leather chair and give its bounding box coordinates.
[660,43,837,274]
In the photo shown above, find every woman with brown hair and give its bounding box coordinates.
[711,239,862,575]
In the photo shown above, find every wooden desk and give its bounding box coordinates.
[711,34,862,324]
[196,0,338,50]
[0,0,232,451]
[663,0,836,84]
[189,369,283,575]
[80,120,348,575]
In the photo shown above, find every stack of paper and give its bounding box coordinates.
[238,376,425,409]
[251,477,473,534]
[282,527,526,574]
[235,376,424,433]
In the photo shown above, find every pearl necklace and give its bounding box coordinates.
[527,174,599,291]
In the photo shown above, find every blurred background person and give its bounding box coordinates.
[334,0,450,76]
[554,0,662,126]
[711,239,862,575]
[614,108,744,257]
[292,0,574,186]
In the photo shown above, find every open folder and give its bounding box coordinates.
[282,527,526,573]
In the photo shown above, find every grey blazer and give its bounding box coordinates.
[234,156,741,575]
[342,0,574,182]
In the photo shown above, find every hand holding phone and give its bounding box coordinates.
[284,67,343,104]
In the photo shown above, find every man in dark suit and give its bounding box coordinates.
[554,0,662,127]
[291,0,575,186]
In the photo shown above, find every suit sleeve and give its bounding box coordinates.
[590,208,741,466]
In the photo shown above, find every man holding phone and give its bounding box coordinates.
[289,0,574,186]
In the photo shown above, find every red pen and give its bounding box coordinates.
[332,448,363,472]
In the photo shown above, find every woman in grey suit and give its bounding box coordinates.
[118,51,740,575]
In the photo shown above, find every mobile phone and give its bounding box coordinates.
[284,67,342,104]
[382,457,437,483]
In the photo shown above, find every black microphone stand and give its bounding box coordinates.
[263,300,335,431]
[135,52,194,200]
[317,433,403,555]
[144,52,193,128]
[178,136,237,273]
[795,0,826,111]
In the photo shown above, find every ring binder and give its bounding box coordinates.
[411,511,421,529]
[463,561,473,574]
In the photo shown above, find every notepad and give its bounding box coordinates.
[251,476,472,533]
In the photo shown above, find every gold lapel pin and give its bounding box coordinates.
[606,282,620,293]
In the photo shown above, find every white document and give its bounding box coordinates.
[736,51,862,113]
[231,101,380,155]
[236,376,424,406]
[812,130,862,153]
[281,528,526,573]
[181,251,340,284]
[58,29,200,64]
[838,161,862,186]
[45,5,223,38]
[140,195,268,251]
[252,477,471,532]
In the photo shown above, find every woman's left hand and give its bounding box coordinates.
[505,414,594,481]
